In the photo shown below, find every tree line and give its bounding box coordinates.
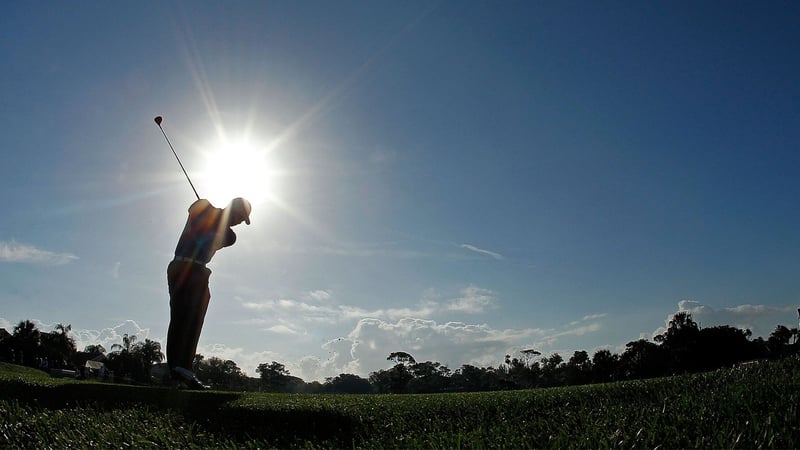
[1,312,798,393]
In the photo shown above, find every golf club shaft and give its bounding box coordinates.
[156,122,200,200]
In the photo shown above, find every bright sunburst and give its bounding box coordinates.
[199,137,279,210]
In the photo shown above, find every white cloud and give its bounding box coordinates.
[446,285,497,313]
[72,320,152,352]
[582,313,607,321]
[460,244,504,260]
[293,337,360,381]
[241,296,439,325]
[569,313,608,327]
[239,284,501,330]
[550,323,601,338]
[266,324,300,335]
[0,240,78,265]
[307,290,331,301]
[243,298,350,325]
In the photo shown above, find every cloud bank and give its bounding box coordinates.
[4,298,795,382]
[287,313,608,381]
[0,318,151,353]
[240,284,497,330]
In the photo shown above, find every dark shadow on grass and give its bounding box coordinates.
[0,379,237,411]
[0,379,359,447]
[210,403,360,448]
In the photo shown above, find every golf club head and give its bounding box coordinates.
[154,116,163,126]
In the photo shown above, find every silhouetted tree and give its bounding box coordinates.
[257,361,292,392]
[195,356,246,390]
[619,339,669,379]
[106,334,152,383]
[696,325,755,370]
[0,328,13,362]
[767,325,797,359]
[564,350,592,386]
[303,380,325,394]
[83,344,106,359]
[387,351,416,365]
[493,366,520,390]
[111,334,136,353]
[131,338,164,378]
[12,320,41,367]
[369,364,413,393]
[451,364,479,392]
[40,323,76,369]
[325,373,372,394]
[408,361,451,393]
[655,311,701,373]
[504,353,539,388]
[451,364,503,392]
[10,311,800,393]
[520,348,541,364]
[591,349,618,383]
[539,353,564,387]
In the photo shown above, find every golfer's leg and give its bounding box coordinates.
[166,263,191,371]
[167,298,190,370]
[167,261,195,369]
[166,311,179,369]
[185,284,210,371]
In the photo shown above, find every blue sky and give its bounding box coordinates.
[1,1,798,380]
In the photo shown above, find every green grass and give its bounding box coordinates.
[2,359,799,448]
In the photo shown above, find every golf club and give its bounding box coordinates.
[154,115,200,200]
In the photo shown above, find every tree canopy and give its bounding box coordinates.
[1,312,797,393]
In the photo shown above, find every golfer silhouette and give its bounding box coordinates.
[167,197,251,389]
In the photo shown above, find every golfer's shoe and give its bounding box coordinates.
[171,366,210,390]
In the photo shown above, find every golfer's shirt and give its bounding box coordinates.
[174,199,236,264]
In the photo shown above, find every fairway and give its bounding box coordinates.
[1,358,799,448]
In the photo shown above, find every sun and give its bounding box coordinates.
[199,137,280,210]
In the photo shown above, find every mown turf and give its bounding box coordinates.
[1,358,799,448]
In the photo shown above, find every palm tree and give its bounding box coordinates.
[111,334,137,354]
[107,334,139,383]
[41,323,76,368]
[131,339,164,369]
[12,320,41,366]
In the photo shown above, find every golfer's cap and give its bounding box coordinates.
[230,197,252,225]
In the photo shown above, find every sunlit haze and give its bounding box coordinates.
[200,136,281,208]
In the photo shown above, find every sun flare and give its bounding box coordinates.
[199,137,279,210]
